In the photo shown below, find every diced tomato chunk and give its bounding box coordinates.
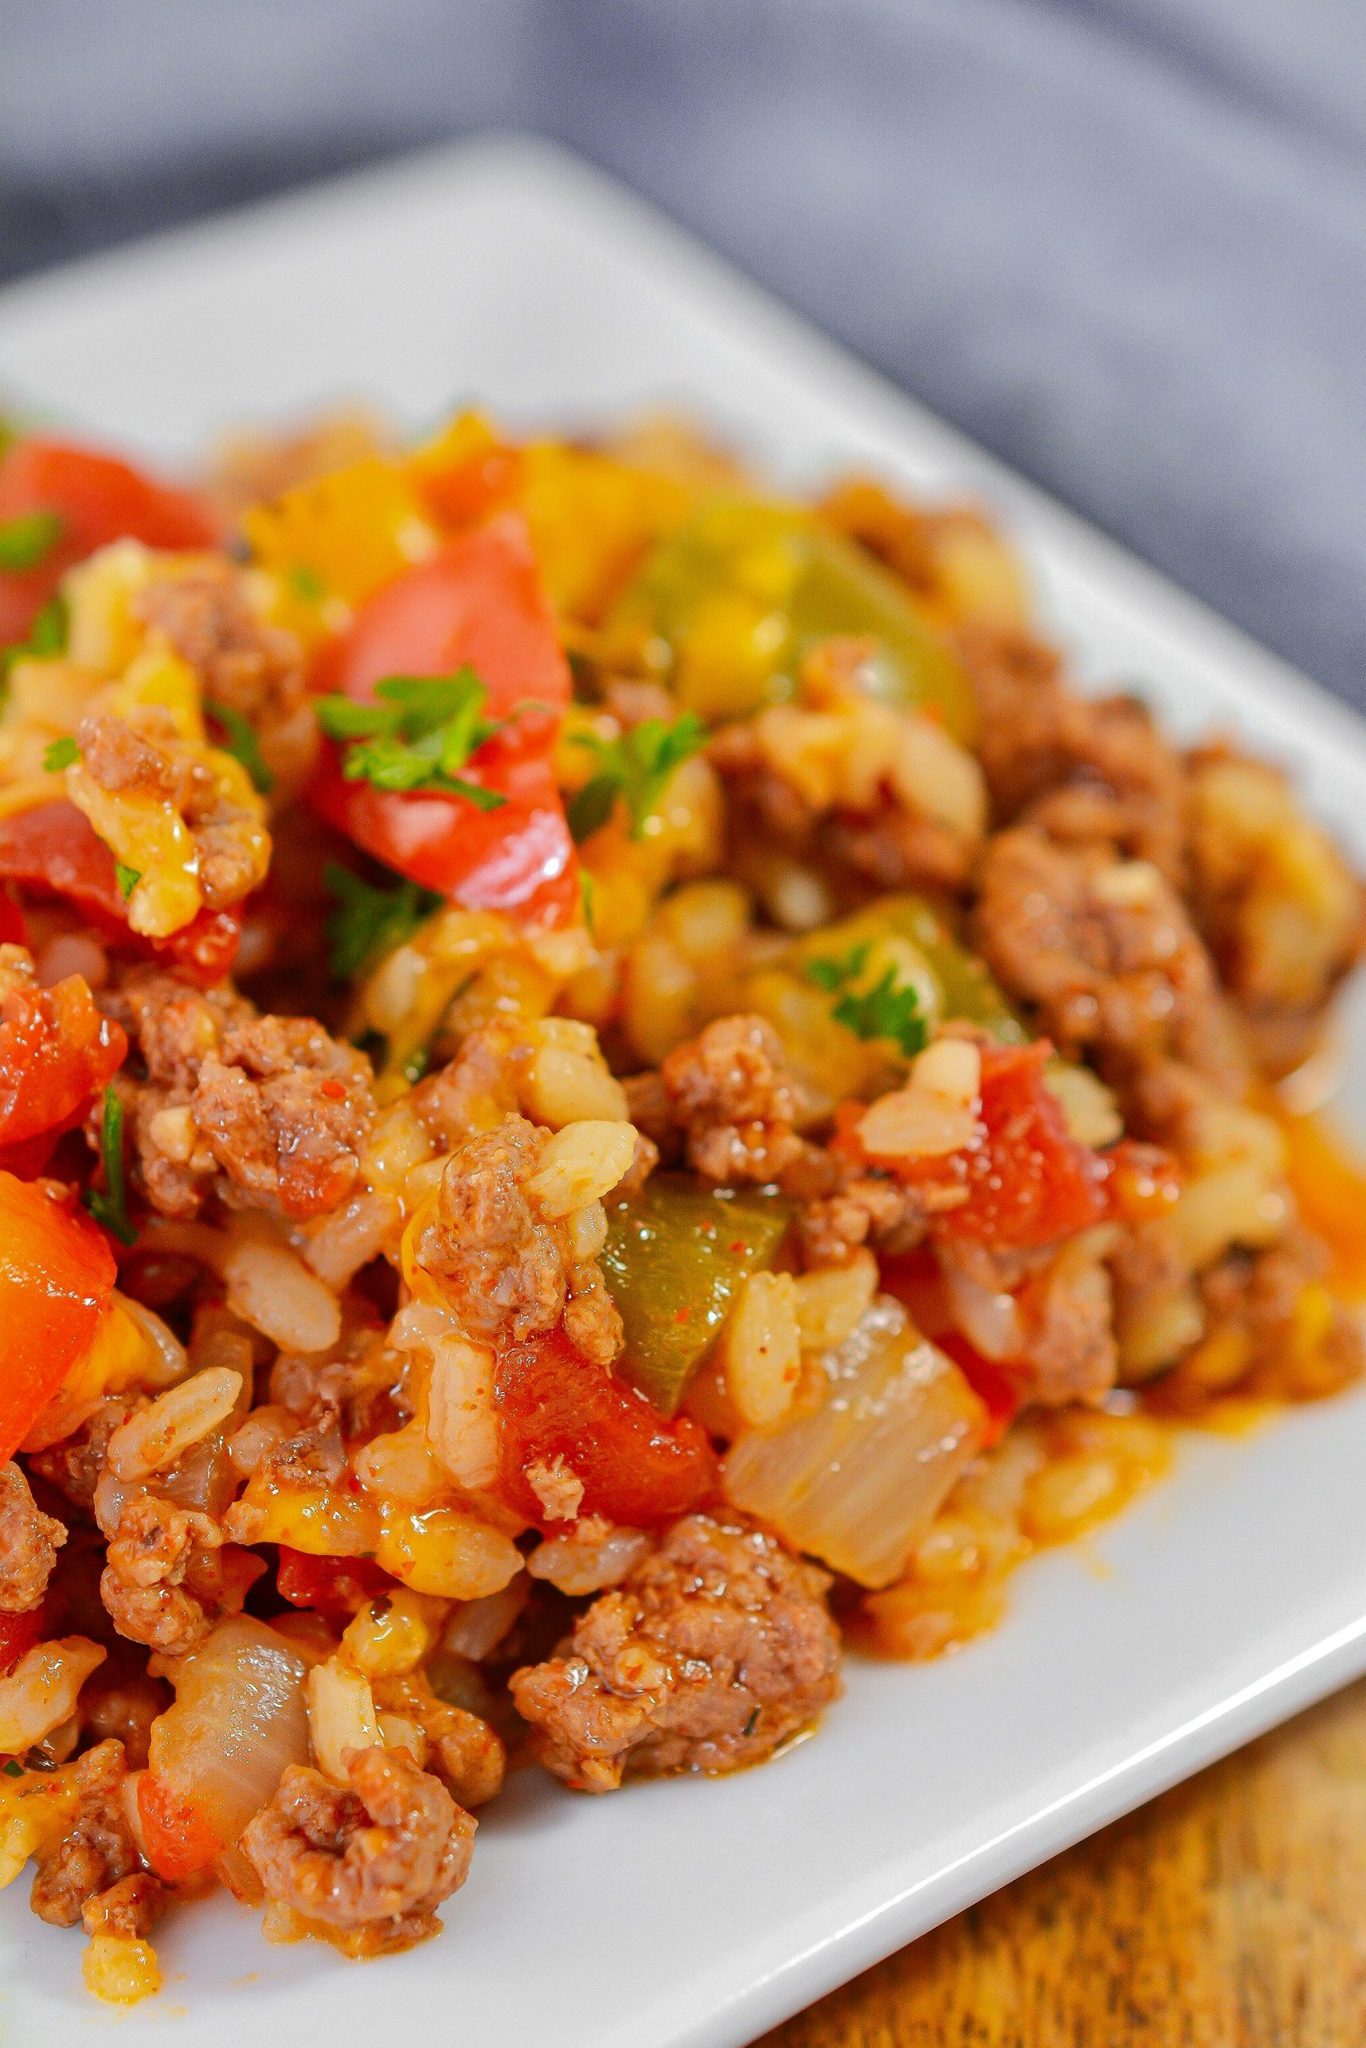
[274,1548,394,1619]
[307,517,577,927]
[852,1043,1108,1253]
[0,799,241,985]
[137,1774,224,1883]
[0,974,126,1150]
[0,437,219,647]
[0,1173,117,1463]
[495,1325,717,1529]
[0,1607,43,1679]
[932,1331,1023,1448]
[311,515,570,721]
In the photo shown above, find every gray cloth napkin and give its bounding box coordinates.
[2,0,1363,707]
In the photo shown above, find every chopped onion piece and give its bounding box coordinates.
[146,1617,310,1857]
[723,1296,986,1588]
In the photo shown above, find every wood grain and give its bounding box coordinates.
[760,1675,1366,2048]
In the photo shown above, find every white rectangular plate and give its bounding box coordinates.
[4,136,1366,2048]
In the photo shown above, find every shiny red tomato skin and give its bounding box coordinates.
[0,438,219,646]
[0,1607,43,1679]
[274,1549,394,1620]
[307,516,576,923]
[310,515,570,720]
[0,799,241,985]
[137,1774,224,1883]
[0,1174,117,1463]
[495,1325,717,1530]
[0,975,126,1149]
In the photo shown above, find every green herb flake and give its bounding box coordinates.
[27,594,69,657]
[833,970,928,1059]
[0,509,64,573]
[1,594,70,695]
[568,712,707,842]
[290,564,326,601]
[207,697,275,795]
[2,1758,23,1778]
[804,941,871,993]
[115,862,141,901]
[83,1086,136,1246]
[324,862,443,983]
[805,945,928,1058]
[315,669,508,806]
[402,1043,432,1086]
[579,868,599,940]
[42,734,79,773]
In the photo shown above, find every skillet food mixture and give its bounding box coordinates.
[0,411,1363,2001]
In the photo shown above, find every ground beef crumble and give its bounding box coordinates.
[100,967,375,1220]
[414,1113,623,1364]
[134,561,316,792]
[0,1460,67,1613]
[973,828,1248,1105]
[658,1014,806,1184]
[240,1744,475,1955]
[75,708,270,912]
[510,1512,843,1792]
[29,1740,143,1930]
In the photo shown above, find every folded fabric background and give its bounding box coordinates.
[2,0,1362,709]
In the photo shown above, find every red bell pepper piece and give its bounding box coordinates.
[274,1548,394,1620]
[0,1173,116,1463]
[307,516,578,927]
[136,1774,224,1884]
[0,1607,43,1679]
[495,1324,717,1530]
[0,799,241,985]
[0,974,126,1151]
[848,1042,1108,1254]
[0,437,219,648]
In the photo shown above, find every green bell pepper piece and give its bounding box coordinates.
[601,1177,794,1414]
[610,496,976,740]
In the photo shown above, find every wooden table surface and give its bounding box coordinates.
[760,1674,1366,2048]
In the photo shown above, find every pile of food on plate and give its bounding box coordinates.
[0,406,1361,2001]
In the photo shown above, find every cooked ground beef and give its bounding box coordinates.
[414,1113,623,1364]
[135,562,316,791]
[30,1741,142,1929]
[99,1495,223,1657]
[973,828,1247,1103]
[0,1461,67,1613]
[510,1512,842,1792]
[241,1745,475,1955]
[75,708,270,912]
[959,625,1187,878]
[710,712,977,898]
[658,1014,806,1185]
[81,1869,165,1942]
[101,967,375,1220]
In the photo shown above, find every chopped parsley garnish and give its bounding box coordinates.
[579,868,599,940]
[805,942,928,1058]
[324,862,442,982]
[805,940,871,993]
[1,594,67,688]
[84,1086,136,1246]
[290,564,325,601]
[42,735,79,772]
[568,712,707,842]
[207,696,275,795]
[115,862,141,901]
[2,1759,23,1778]
[0,509,63,573]
[315,670,506,808]
[27,595,68,657]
